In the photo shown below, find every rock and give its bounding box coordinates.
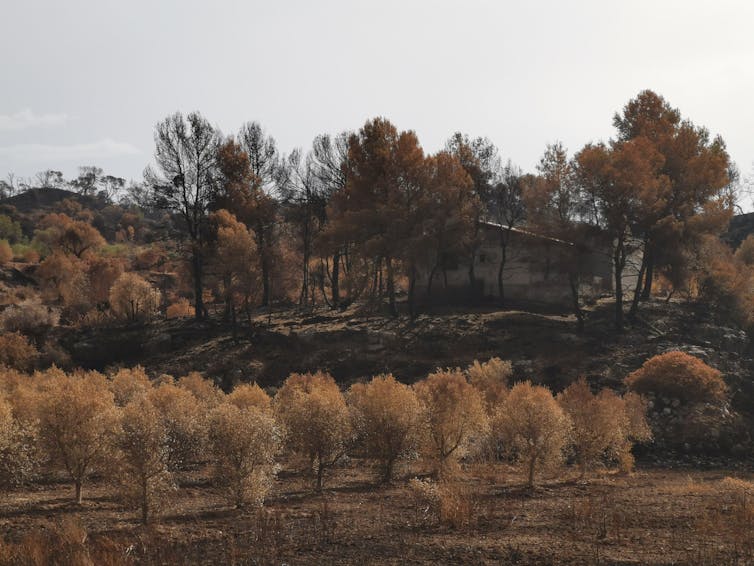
[671,398,680,408]
[663,407,672,416]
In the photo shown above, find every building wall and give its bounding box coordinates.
[416,227,642,307]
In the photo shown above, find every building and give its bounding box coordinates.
[415,221,641,307]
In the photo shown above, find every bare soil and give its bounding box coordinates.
[2,462,753,565]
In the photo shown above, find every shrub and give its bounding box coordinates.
[0,240,11,264]
[413,369,488,477]
[407,478,478,529]
[109,272,161,321]
[35,370,118,503]
[558,378,651,477]
[496,382,571,487]
[274,371,352,490]
[166,298,193,319]
[466,357,512,413]
[227,383,272,413]
[624,351,727,406]
[348,374,422,484]
[207,402,281,509]
[116,396,175,524]
[0,301,58,345]
[0,332,38,372]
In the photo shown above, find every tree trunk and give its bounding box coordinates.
[331,249,340,308]
[527,456,536,488]
[614,240,625,330]
[75,479,83,504]
[192,247,204,320]
[316,457,324,491]
[498,235,507,304]
[628,250,648,320]
[386,257,397,316]
[408,265,417,320]
[568,273,584,332]
[261,253,271,307]
[141,477,149,525]
[640,245,654,299]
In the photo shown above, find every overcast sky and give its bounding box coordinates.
[1,0,753,188]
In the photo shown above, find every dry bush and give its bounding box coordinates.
[0,394,38,487]
[625,351,727,406]
[466,357,512,413]
[0,240,11,265]
[36,252,91,315]
[116,396,175,524]
[35,370,118,503]
[0,332,38,372]
[34,213,105,259]
[413,369,488,477]
[166,298,193,319]
[274,371,352,490]
[147,382,206,471]
[348,374,423,484]
[86,256,124,304]
[0,517,129,566]
[407,478,478,529]
[496,382,571,488]
[557,378,652,477]
[108,366,151,406]
[227,382,271,413]
[207,402,281,509]
[0,301,58,345]
[109,272,161,322]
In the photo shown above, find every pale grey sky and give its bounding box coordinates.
[1,0,753,186]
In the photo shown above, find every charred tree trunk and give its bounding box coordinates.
[191,247,204,320]
[331,249,340,308]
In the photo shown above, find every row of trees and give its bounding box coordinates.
[0,356,664,524]
[143,90,735,327]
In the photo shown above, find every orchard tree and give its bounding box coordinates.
[36,370,119,503]
[413,369,488,477]
[207,402,281,509]
[274,371,352,490]
[116,397,174,524]
[145,111,220,319]
[348,374,423,484]
[496,382,571,488]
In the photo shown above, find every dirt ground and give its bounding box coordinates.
[1,460,752,565]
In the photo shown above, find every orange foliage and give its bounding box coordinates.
[625,351,728,406]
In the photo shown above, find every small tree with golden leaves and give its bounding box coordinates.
[35,370,118,503]
[208,402,281,509]
[496,382,571,488]
[274,371,352,490]
[116,396,174,524]
[349,374,422,484]
[413,369,488,477]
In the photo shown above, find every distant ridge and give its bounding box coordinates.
[0,187,105,214]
